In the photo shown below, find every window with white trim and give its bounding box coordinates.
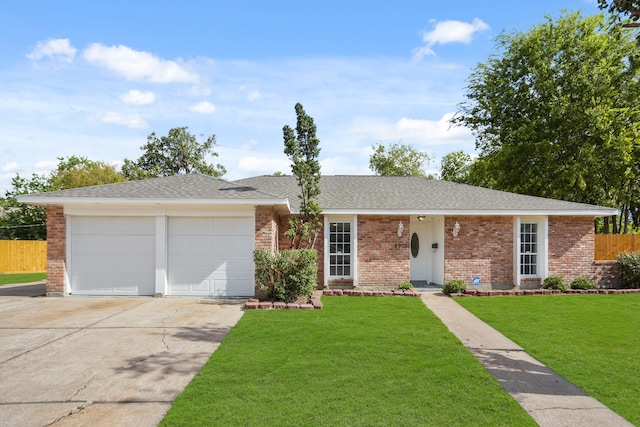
[329,222,351,277]
[520,223,538,275]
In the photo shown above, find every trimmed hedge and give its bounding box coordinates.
[617,252,640,289]
[254,249,318,302]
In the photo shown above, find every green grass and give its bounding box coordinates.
[457,295,640,425]
[0,272,46,286]
[161,297,535,426]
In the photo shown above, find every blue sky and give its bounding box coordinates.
[0,0,602,193]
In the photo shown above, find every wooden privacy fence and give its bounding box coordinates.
[595,234,640,260]
[0,240,47,273]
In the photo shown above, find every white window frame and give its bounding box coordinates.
[514,216,548,287]
[324,215,358,287]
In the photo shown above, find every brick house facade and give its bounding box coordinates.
[22,174,619,296]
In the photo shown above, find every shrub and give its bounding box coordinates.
[443,279,466,294]
[617,252,640,289]
[254,249,318,302]
[398,281,413,290]
[569,277,598,290]
[542,275,567,292]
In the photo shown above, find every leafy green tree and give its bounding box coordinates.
[283,103,322,249]
[122,127,226,180]
[49,156,125,190]
[0,174,49,240]
[440,151,472,183]
[0,156,127,240]
[369,143,432,177]
[598,0,640,23]
[451,12,640,229]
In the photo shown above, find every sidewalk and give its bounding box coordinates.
[421,292,633,427]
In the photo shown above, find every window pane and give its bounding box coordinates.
[329,221,352,277]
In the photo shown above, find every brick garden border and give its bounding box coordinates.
[450,288,640,297]
[243,288,422,310]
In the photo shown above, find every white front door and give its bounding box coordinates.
[410,219,430,283]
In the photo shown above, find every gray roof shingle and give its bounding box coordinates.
[18,173,615,215]
[233,175,615,214]
[18,173,285,202]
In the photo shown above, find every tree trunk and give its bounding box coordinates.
[603,216,609,234]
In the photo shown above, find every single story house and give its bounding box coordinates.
[18,173,618,297]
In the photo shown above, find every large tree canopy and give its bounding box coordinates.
[451,12,640,219]
[0,156,126,240]
[122,127,226,180]
[369,143,432,177]
[599,0,640,22]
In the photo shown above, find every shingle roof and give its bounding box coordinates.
[18,173,285,202]
[18,173,615,215]
[233,175,615,214]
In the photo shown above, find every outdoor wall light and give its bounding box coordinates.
[398,221,404,237]
[452,221,461,237]
[417,215,426,221]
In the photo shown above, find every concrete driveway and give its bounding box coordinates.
[0,286,245,427]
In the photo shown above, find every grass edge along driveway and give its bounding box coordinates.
[457,294,640,426]
[161,297,535,426]
[0,272,46,286]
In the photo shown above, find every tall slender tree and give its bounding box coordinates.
[283,103,322,249]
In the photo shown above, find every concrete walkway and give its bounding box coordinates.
[421,292,633,427]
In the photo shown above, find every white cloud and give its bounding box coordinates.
[83,43,199,83]
[26,38,77,63]
[238,156,289,175]
[1,162,20,172]
[246,90,262,102]
[33,160,58,171]
[189,101,217,114]
[93,112,148,129]
[413,18,489,60]
[351,113,473,146]
[120,90,155,105]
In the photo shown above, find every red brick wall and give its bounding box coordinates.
[548,216,594,282]
[357,215,410,287]
[444,216,514,289]
[46,206,66,295]
[255,206,280,252]
[593,260,622,288]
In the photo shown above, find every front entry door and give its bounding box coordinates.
[410,219,430,283]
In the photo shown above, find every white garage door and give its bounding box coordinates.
[69,217,156,295]
[167,217,254,297]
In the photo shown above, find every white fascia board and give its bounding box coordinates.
[318,208,618,217]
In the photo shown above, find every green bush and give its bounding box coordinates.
[542,275,567,291]
[398,281,413,290]
[617,252,640,289]
[254,249,318,302]
[443,279,466,294]
[569,277,598,290]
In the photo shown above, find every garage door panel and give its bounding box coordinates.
[72,274,148,294]
[72,235,155,256]
[72,255,154,274]
[70,217,155,296]
[72,217,155,235]
[167,217,254,296]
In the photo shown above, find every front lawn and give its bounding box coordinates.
[0,272,46,286]
[161,297,535,426]
[457,295,640,426]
